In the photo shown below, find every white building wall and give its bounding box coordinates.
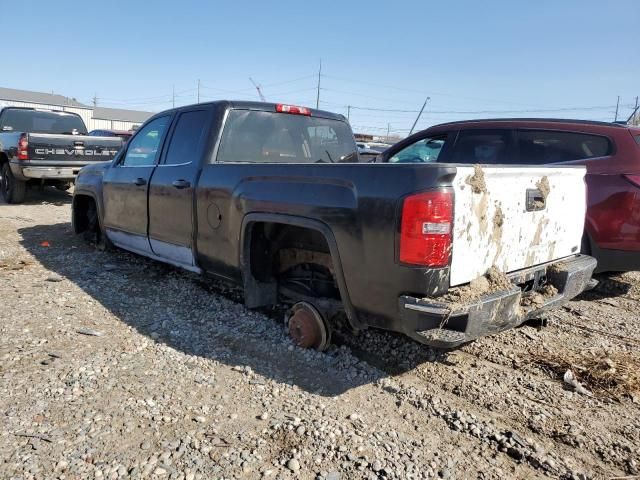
[87,119,142,131]
[89,118,113,129]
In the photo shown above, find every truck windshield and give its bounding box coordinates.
[0,109,88,135]
[216,110,357,163]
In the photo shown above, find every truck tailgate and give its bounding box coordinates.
[449,165,586,286]
[27,133,122,163]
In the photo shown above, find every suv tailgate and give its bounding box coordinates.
[450,165,586,286]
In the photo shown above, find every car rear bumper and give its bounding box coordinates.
[590,241,640,273]
[398,254,597,348]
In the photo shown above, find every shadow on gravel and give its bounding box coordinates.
[576,273,633,301]
[18,222,449,397]
[0,186,72,207]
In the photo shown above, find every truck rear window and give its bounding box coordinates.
[216,110,357,164]
[0,109,87,135]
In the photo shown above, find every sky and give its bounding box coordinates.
[2,0,638,137]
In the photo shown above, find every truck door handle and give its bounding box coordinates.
[526,188,545,211]
[172,179,191,189]
[133,177,146,186]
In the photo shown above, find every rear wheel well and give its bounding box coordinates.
[246,222,341,304]
[72,195,97,234]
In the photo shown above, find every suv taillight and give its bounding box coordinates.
[17,134,28,160]
[400,190,453,267]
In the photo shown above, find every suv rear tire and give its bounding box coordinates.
[1,163,27,204]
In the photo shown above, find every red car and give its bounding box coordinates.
[380,119,640,272]
[88,129,134,144]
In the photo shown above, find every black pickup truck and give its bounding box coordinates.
[72,101,596,349]
[0,107,122,203]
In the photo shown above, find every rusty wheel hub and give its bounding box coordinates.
[286,302,329,351]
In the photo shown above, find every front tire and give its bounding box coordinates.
[1,163,27,204]
[81,199,113,251]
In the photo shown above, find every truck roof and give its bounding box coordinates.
[1,106,83,117]
[153,101,347,122]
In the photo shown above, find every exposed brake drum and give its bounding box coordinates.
[284,301,331,351]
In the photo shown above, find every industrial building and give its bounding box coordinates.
[0,86,153,131]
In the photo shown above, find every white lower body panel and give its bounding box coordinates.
[106,229,201,274]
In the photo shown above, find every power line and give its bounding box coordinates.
[348,104,627,114]
[198,74,316,96]
[321,73,552,108]
[316,60,322,109]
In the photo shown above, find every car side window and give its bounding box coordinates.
[389,135,448,163]
[517,130,612,163]
[164,110,209,165]
[451,130,510,164]
[121,116,170,167]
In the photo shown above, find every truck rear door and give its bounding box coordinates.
[148,108,212,270]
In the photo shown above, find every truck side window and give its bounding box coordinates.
[451,130,510,164]
[517,130,612,163]
[164,110,209,165]
[122,116,170,167]
[389,135,448,163]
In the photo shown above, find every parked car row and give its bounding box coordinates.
[88,128,134,144]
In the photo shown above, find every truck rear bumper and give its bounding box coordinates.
[10,162,82,180]
[398,255,597,348]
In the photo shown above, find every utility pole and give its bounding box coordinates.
[249,77,266,102]
[409,97,430,136]
[626,96,639,125]
[614,95,620,122]
[386,123,391,142]
[316,60,322,109]
[92,93,98,107]
[172,85,175,108]
[197,79,201,104]
[347,105,351,122]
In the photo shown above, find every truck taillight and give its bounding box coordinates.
[17,134,28,160]
[276,104,311,116]
[400,190,453,267]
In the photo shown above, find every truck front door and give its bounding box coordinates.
[148,109,212,269]
[102,115,171,254]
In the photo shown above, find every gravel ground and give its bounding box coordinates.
[1,188,639,480]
